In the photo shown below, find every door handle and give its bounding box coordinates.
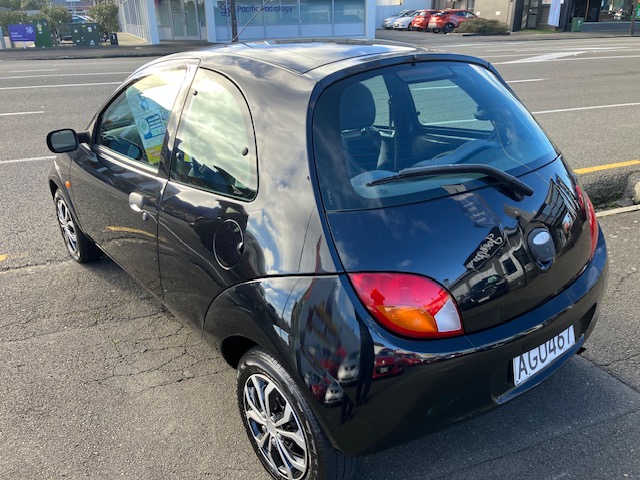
[129,192,151,221]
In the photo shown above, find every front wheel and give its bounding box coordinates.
[237,347,356,480]
[443,23,455,33]
[54,189,100,263]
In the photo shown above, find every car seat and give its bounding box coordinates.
[340,83,382,177]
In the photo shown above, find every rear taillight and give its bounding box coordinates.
[576,185,599,259]
[348,273,463,339]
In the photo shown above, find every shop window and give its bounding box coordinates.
[264,0,299,24]
[334,0,364,22]
[236,1,265,26]
[301,0,332,23]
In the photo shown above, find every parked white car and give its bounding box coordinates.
[393,11,419,30]
[382,9,416,29]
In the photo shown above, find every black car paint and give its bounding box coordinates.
[48,42,608,458]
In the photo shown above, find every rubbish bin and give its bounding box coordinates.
[570,16,584,32]
[33,19,52,48]
[109,32,118,45]
[81,23,101,46]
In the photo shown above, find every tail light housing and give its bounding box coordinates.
[575,185,599,259]
[348,273,463,339]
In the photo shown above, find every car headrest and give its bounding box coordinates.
[340,83,376,131]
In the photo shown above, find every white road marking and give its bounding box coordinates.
[0,155,55,165]
[0,72,131,80]
[498,53,640,65]
[503,51,587,64]
[9,69,59,73]
[506,78,546,83]
[597,204,640,218]
[0,111,44,117]
[533,102,640,115]
[0,81,121,91]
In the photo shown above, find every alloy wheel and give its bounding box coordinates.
[56,197,78,257]
[243,373,309,480]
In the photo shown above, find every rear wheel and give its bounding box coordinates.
[237,347,356,480]
[443,22,455,33]
[54,189,100,263]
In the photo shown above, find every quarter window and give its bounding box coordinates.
[96,69,186,168]
[170,69,257,201]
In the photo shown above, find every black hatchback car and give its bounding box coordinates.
[47,40,608,480]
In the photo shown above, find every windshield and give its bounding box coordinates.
[312,61,557,211]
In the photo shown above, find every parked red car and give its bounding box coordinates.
[373,348,405,379]
[410,9,441,31]
[428,9,477,33]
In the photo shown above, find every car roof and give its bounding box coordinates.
[154,39,431,77]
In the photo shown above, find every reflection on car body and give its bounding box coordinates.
[46,40,608,480]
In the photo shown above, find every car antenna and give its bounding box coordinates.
[231,0,274,43]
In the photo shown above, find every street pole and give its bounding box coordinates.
[229,0,238,42]
[631,0,638,35]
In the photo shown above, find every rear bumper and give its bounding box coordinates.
[316,231,607,456]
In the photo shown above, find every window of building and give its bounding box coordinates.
[301,0,332,23]
[334,0,365,22]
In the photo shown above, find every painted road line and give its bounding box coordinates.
[575,160,640,175]
[0,254,8,262]
[9,69,59,73]
[597,204,640,218]
[533,102,640,115]
[506,78,546,84]
[502,52,587,64]
[498,54,640,65]
[0,82,120,91]
[0,72,131,80]
[0,156,55,165]
[0,111,43,117]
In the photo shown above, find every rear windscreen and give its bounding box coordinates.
[312,61,557,211]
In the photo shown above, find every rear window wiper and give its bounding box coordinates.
[366,163,534,197]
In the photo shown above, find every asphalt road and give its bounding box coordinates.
[1,36,640,479]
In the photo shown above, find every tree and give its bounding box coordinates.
[0,9,30,31]
[0,0,22,10]
[88,0,119,34]
[20,0,47,10]
[40,3,70,43]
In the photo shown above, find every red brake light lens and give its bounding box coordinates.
[348,273,463,339]
[576,185,599,259]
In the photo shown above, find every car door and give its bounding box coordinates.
[69,62,192,298]
[158,67,259,326]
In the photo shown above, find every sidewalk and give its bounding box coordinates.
[0,32,215,60]
[0,29,636,61]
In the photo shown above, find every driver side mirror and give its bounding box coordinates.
[47,129,91,153]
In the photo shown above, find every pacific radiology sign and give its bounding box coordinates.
[219,2,295,16]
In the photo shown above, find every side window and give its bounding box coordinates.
[170,69,257,201]
[96,68,185,168]
[409,79,494,132]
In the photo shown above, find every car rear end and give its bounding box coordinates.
[428,11,447,31]
[309,54,608,455]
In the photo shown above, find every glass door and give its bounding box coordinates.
[170,0,201,39]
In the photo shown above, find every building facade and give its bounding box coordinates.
[120,0,377,44]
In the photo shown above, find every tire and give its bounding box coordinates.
[54,189,100,263]
[237,347,356,480]
[443,23,455,33]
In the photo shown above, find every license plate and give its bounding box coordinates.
[379,366,389,373]
[513,325,576,386]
